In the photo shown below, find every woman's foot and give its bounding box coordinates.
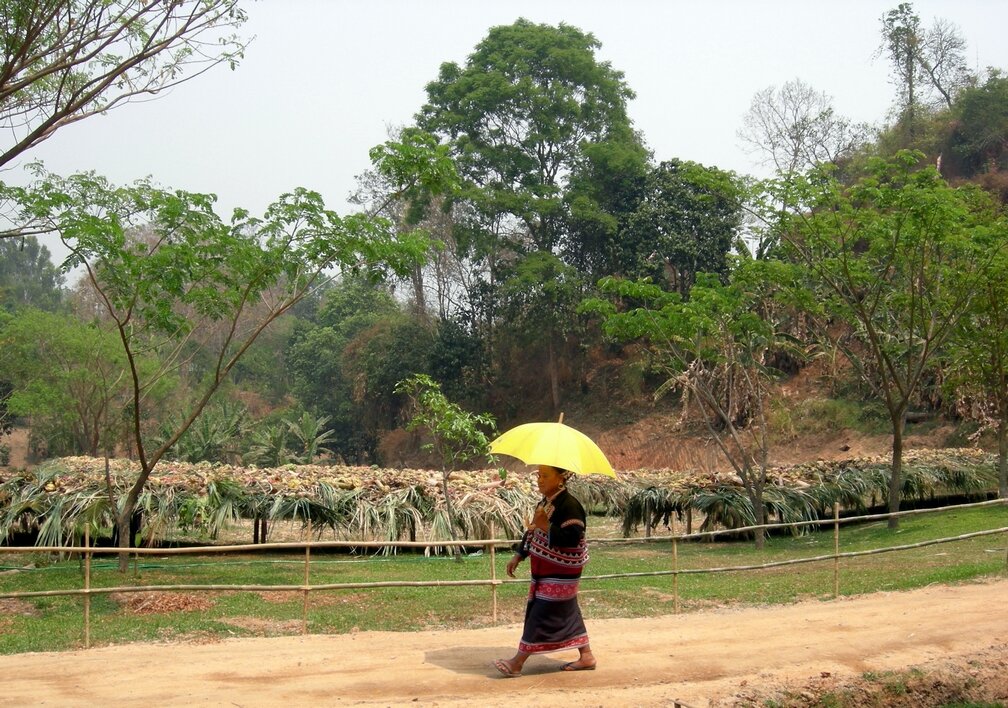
[493,658,522,677]
[560,659,596,671]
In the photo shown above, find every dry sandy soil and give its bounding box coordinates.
[1,579,1006,707]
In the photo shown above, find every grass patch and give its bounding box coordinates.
[1,504,1006,654]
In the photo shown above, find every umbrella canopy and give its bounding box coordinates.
[488,419,616,478]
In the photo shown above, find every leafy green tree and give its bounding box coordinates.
[3,161,434,567]
[620,160,744,296]
[563,125,651,281]
[0,236,64,311]
[948,70,1008,178]
[945,240,1008,498]
[427,316,488,406]
[774,151,998,528]
[583,262,795,549]
[343,315,436,433]
[286,277,403,462]
[418,18,639,255]
[0,307,163,457]
[0,0,248,173]
[415,20,645,404]
[395,373,496,551]
[286,324,360,460]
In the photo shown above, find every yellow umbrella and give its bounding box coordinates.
[488,414,616,478]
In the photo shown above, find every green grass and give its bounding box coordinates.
[1,503,1006,654]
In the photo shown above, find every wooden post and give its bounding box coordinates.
[303,516,311,635]
[672,515,680,615]
[84,526,91,650]
[833,502,840,598]
[489,520,498,624]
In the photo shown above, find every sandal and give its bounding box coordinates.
[494,659,521,678]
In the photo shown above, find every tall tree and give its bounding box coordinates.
[417,18,639,256]
[416,19,642,408]
[0,0,248,172]
[3,144,445,565]
[774,151,997,528]
[878,3,972,143]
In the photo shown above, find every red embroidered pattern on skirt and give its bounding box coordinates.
[528,578,580,601]
[519,633,589,654]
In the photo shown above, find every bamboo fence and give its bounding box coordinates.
[1,499,1006,650]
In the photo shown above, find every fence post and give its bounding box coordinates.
[489,520,498,624]
[84,526,91,650]
[303,516,311,635]
[833,502,840,598]
[672,515,679,615]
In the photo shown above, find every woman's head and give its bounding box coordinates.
[535,464,571,496]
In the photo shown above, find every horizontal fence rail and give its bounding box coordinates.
[1,498,1006,650]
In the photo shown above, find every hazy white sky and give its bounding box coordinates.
[6,0,1008,266]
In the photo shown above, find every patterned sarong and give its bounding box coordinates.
[518,527,590,654]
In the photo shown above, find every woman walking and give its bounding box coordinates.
[494,464,596,677]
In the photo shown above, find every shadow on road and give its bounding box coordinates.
[425,645,568,677]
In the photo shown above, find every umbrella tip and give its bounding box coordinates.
[557,412,564,424]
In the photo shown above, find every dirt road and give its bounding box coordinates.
[2,579,1007,707]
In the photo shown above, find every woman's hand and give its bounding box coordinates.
[506,554,522,578]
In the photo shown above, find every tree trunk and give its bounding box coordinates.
[548,338,560,412]
[114,511,134,573]
[411,264,426,319]
[441,470,461,562]
[888,414,906,530]
[998,416,1007,499]
[752,493,766,550]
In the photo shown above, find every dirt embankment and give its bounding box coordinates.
[592,412,950,473]
[1,579,1006,707]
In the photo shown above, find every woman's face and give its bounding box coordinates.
[536,464,563,497]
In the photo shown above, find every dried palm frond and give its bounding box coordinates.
[2,449,996,549]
